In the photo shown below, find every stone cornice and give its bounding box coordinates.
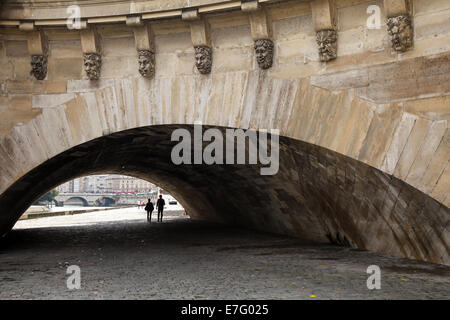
[0,0,291,27]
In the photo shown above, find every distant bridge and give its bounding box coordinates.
[55,193,152,207]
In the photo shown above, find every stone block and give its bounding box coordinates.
[383,0,411,18]
[394,118,432,180]
[103,37,137,57]
[311,0,337,31]
[49,40,82,58]
[12,57,31,80]
[5,40,28,57]
[418,130,450,194]
[0,59,14,80]
[212,47,252,73]
[405,120,447,187]
[101,56,137,78]
[32,93,75,108]
[47,58,83,80]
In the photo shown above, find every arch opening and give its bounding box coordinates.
[0,124,448,264]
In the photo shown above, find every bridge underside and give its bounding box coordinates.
[0,125,448,264]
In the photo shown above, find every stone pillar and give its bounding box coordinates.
[21,22,48,80]
[183,9,212,74]
[242,1,274,70]
[80,27,102,80]
[128,17,156,78]
[384,0,413,52]
[310,0,338,62]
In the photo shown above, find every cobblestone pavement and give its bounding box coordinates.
[0,207,449,299]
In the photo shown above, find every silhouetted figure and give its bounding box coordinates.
[156,195,165,222]
[144,199,154,222]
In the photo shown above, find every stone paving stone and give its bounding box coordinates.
[0,208,448,300]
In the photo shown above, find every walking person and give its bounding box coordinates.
[156,195,165,222]
[144,199,154,222]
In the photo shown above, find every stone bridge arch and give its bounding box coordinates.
[0,121,448,264]
[65,196,89,207]
[0,0,448,264]
[95,196,116,207]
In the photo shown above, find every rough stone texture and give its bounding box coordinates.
[0,0,250,20]
[0,0,449,264]
[194,45,212,74]
[254,39,274,69]
[83,52,102,80]
[316,29,337,62]
[137,50,155,78]
[387,15,413,52]
[30,55,47,80]
[1,209,448,300]
[0,125,448,265]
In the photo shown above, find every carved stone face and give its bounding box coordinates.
[138,50,155,78]
[83,52,102,80]
[316,30,337,62]
[194,45,212,74]
[387,15,413,52]
[254,39,274,69]
[30,55,47,80]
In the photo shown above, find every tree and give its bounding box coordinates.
[35,189,59,204]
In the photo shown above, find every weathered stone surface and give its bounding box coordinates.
[30,55,47,80]
[310,68,369,90]
[0,126,448,264]
[4,41,28,57]
[0,59,14,80]
[32,93,75,108]
[313,52,450,104]
[0,0,448,265]
[431,162,450,204]
[419,130,450,194]
[405,120,447,187]
[137,50,155,78]
[47,58,82,80]
[393,118,432,180]
[254,39,273,69]
[83,52,102,80]
[316,29,337,62]
[194,45,212,74]
[387,15,413,52]
[380,112,416,174]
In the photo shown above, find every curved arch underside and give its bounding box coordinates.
[65,197,89,206]
[0,125,448,264]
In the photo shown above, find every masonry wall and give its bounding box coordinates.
[0,0,448,263]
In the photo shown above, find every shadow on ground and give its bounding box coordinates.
[0,216,449,299]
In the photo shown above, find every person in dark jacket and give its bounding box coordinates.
[156,195,165,222]
[144,199,154,222]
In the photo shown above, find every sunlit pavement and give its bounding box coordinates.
[14,207,186,229]
[0,207,449,300]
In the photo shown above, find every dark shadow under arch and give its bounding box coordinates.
[0,124,448,264]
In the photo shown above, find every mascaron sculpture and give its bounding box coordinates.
[387,15,413,52]
[138,50,155,78]
[316,29,337,62]
[254,39,274,69]
[194,45,212,74]
[30,55,48,80]
[83,52,102,80]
